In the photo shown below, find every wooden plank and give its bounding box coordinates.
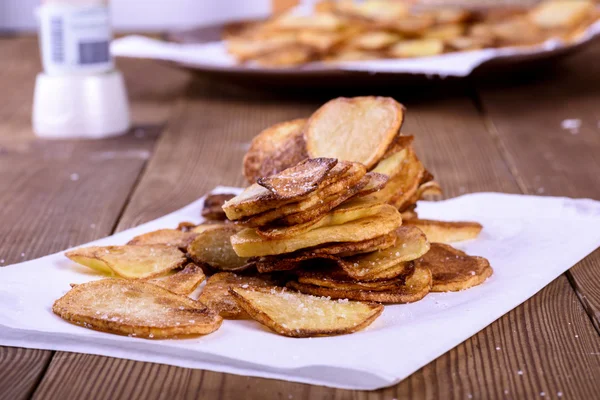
[0,37,189,400]
[475,41,600,332]
[32,83,600,399]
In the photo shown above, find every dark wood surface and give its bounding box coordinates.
[1,36,599,400]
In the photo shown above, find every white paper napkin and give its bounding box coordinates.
[1,188,599,390]
[110,20,600,77]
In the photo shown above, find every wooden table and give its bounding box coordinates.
[1,36,599,400]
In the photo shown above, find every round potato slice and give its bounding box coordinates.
[304,96,405,169]
[53,279,222,338]
[187,225,252,271]
[415,243,492,292]
[403,219,482,243]
[230,287,383,337]
[288,264,432,304]
[243,119,308,184]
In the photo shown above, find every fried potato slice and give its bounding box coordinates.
[53,279,222,338]
[430,8,471,24]
[190,221,229,234]
[348,31,402,50]
[256,197,388,240]
[388,38,444,58]
[416,243,492,292]
[127,229,198,250]
[226,33,298,61]
[417,181,443,200]
[256,232,397,273]
[187,225,252,271]
[254,46,315,67]
[230,287,383,337]
[401,208,418,220]
[243,118,308,184]
[65,245,186,279]
[339,226,429,280]
[298,274,406,291]
[149,263,206,296]
[288,264,432,304]
[491,17,543,46]
[372,147,408,177]
[335,0,409,22]
[232,205,402,257]
[529,0,594,29]
[202,193,236,220]
[404,219,482,243]
[382,134,414,158]
[198,272,277,319]
[354,172,389,197]
[423,24,465,40]
[225,161,357,221]
[240,162,366,227]
[305,97,405,169]
[272,12,345,31]
[257,158,337,200]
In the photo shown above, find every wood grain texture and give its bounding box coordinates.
[31,81,600,399]
[475,41,600,333]
[0,37,187,400]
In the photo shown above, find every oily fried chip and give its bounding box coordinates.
[490,17,543,46]
[430,8,471,24]
[257,158,337,199]
[388,38,444,58]
[202,193,236,220]
[385,14,436,36]
[354,172,389,197]
[53,279,222,338]
[382,134,414,158]
[226,33,298,61]
[65,245,186,279]
[297,273,406,291]
[288,264,432,304]
[243,118,308,184]
[230,287,383,337]
[225,161,357,221]
[447,35,493,51]
[256,232,397,273]
[254,46,315,67]
[372,147,409,177]
[305,97,405,169]
[348,31,402,50]
[177,221,197,231]
[335,0,409,22]
[272,12,345,31]
[127,229,198,250]
[256,197,388,240]
[404,219,482,243]
[423,23,465,40]
[529,0,594,29]
[364,147,424,209]
[149,263,206,296]
[190,221,229,234]
[416,243,492,292]
[232,205,402,257]
[198,272,277,319]
[325,49,381,62]
[297,30,349,53]
[187,225,252,271]
[417,181,443,201]
[339,226,429,280]
[239,162,366,227]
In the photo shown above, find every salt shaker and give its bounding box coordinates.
[33,0,130,139]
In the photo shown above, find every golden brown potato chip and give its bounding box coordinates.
[239,162,366,227]
[288,264,432,304]
[386,14,436,36]
[372,147,409,177]
[335,0,409,22]
[354,172,389,197]
[348,31,402,50]
[382,134,414,158]
[423,24,465,40]
[447,35,493,51]
[325,49,381,62]
[298,274,405,291]
[230,287,383,337]
[243,118,308,184]
[417,181,443,201]
[149,263,206,296]
[529,0,594,29]
[305,97,405,169]
[53,279,222,338]
[297,30,349,53]
[416,243,492,292]
[226,161,359,221]
[256,197,388,240]
[187,225,252,271]
[254,46,315,67]
[388,38,444,58]
[404,219,483,243]
[65,245,186,279]
[490,17,543,46]
[227,33,298,61]
[198,272,278,319]
[177,221,197,231]
[401,207,418,220]
[339,226,429,280]
[430,8,471,24]
[272,12,345,31]
[257,158,337,199]
[127,229,198,250]
[202,193,236,220]
[232,205,402,257]
[255,232,397,273]
[190,221,230,234]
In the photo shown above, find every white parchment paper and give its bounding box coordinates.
[110,20,600,77]
[1,188,599,390]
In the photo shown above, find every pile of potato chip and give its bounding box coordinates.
[53,96,492,340]
[224,0,599,67]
